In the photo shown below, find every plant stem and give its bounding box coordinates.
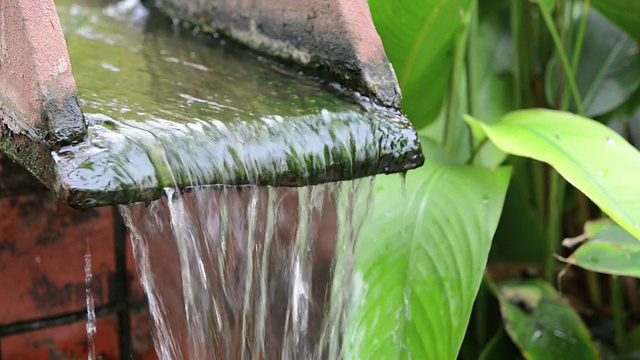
[562,0,591,110]
[570,0,591,72]
[532,162,546,224]
[611,275,625,349]
[467,4,480,118]
[475,280,489,348]
[586,271,603,307]
[576,190,590,229]
[444,14,471,156]
[576,188,603,307]
[510,0,525,108]
[545,170,566,283]
[539,4,585,116]
[565,0,577,56]
[466,4,480,161]
[557,0,567,49]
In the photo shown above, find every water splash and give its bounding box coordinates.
[120,179,374,359]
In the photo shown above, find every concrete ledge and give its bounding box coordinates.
[153,0,402,109]
[0,0,85,146]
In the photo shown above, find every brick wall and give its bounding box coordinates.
[0,154,157,359]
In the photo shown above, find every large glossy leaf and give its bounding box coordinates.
[345,155,511,358]
[592,0,640,42]
[369,0,475,129]
[545,10,640,117]
[493,279,599,359]
[465,109,640,241]
[565,225,640,277]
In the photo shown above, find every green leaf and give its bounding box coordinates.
[565,225,640,277]
[494,279,599,360]
[592,0,640,42]
[369,0,475,129]
[465,109,640,241]
[345,158,511,358]
[545,10,640,117]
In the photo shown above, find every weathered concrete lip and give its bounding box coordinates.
[49,108,423,209]
[0,105,425,209]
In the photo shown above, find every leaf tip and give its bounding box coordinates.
[464,114,489,142]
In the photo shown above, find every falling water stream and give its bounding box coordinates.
[54,1,418,358]
[120,180,374,359]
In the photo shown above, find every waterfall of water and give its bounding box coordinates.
[120,179,374,359]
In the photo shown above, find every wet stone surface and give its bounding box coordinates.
[46,1,423,208]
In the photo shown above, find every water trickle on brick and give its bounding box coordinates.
[85,240,97,360]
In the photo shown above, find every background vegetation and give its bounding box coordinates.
[349,0,640,358]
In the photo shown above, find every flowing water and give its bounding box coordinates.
[120,180,374,359]
[54,1,415,358]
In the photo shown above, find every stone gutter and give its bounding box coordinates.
[151,0,403,109]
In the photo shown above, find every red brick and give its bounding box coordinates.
[1,315,119,360]
[1,311,159,359]
[0,193,115,324]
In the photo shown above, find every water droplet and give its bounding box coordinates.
[607,137,615,146]
[597,169,608,178]
[531,330,542,342]
[554,131,560,140]
[481,195,489,205]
